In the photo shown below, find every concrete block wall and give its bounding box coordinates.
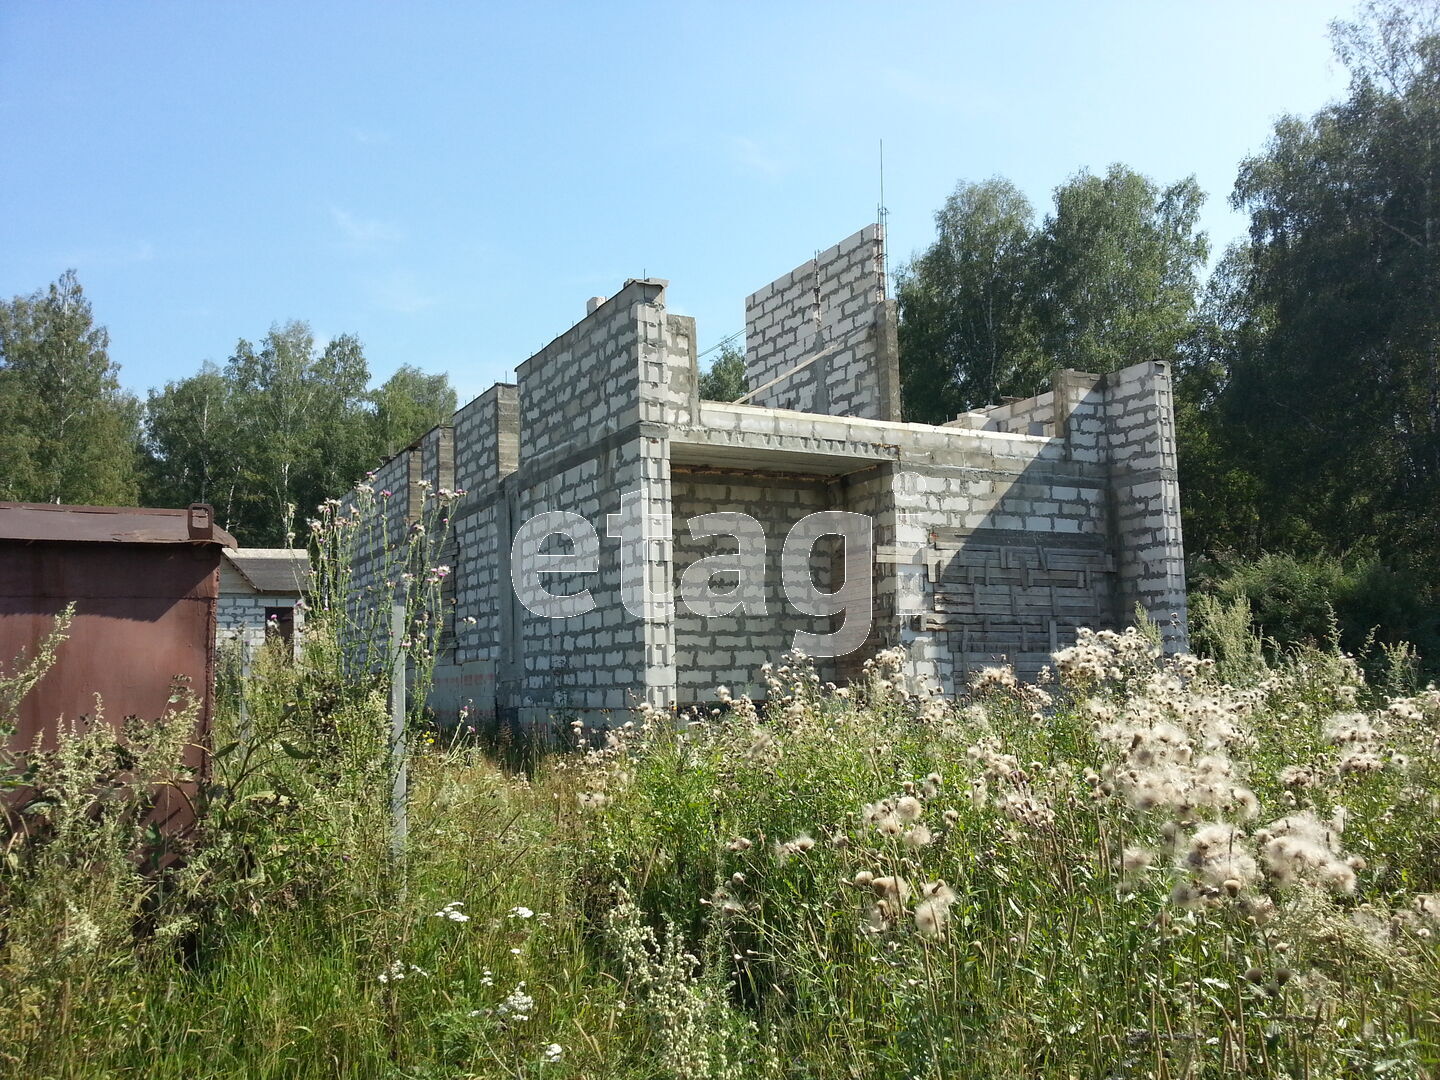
[217,594,305,655]
[414,425,458,653]
[1102,361,1188,649]
[960,391,1057,436]
[374,449,415,551]
[1052,371,1109,466]
[341,448,412,605]
[419,425,456,493]
[509,446,640,723]
[217,562,305,660]
[449,385,521,673]
[834,465,902,684]
[335,432,440,674]
[667,394,1160,689]
[670,471,838,700]
[659,391,1136,696]
[978,362,1187,650]
[642,308,699,428]
[634,429,677,719]
[744,225,900,421]
[518,279,663,461]
[503,278,690,726]
[897,474,1118,689]
[846,430,1118,691]
[451,502,505,667]
[946,370,1112,444]
[359,284,694,729]
[454,384,519,493]
[333,233,1189,728]
[667,401,1126,691]
[841,360,1186,692]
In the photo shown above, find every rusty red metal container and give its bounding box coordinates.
[1,502,236,841]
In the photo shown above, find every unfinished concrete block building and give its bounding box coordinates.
[360,225,1186,727]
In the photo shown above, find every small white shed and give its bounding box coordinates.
[217,548,310,656]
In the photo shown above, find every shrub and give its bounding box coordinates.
[1193,552,1440,680]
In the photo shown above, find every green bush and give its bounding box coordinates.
[1192,552,1440,681]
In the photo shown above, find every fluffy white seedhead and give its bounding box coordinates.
[895,796,925,823]
[1181,822,1259,891]
[1258,811,1358,893]
[870,875,911,905]
[914,883,958,940]
[902,824,933,850]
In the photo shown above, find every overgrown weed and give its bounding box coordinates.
[3,505,1439,1074]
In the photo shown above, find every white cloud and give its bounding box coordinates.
[330,207,405,251]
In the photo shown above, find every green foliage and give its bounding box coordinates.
[1186,1,1440,571]
[1,617,205,1070]
[698,342,747,402]
[0,604,73,742]
[897,177,1043,421]
[226,322,374,546]
[0,270,141,504]
[143,324,457,546]
[1173,248,1274,559]
[1192,551,1440,678]
[573,638,1440,1076]
[372,364,458,458]
[141,363,243,521]
[0,479,481,1078]
[1035,166,1209,374]
[898,166,1208,422]
[0,275,453,542]
[1207,553,1349,651]
[1188,592,1269,684]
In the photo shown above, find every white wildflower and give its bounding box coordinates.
[432,901,471,922]
[498,982,535,1022]
[377,960,429,983]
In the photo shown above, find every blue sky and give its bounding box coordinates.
[1,1,1356,408]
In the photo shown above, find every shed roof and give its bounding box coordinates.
[222,548,311,594]
[0,502,236,547]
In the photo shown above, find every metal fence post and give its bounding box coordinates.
[390,601,407,864]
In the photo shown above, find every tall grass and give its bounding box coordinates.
[3,503,1439,1075]
[570,638,1440,1076]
